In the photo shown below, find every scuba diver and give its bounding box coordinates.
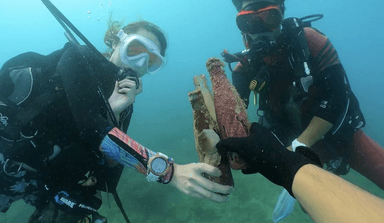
[0,1,232,223]
[225,0,365,174]
[222,0,384,221]
[224,0,367,174]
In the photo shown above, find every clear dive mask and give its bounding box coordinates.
[117,30,166,76]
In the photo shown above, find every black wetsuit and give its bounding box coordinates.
[232,28,365,168]
[0,43,132,214]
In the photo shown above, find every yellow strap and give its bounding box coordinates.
[258,82,266,92]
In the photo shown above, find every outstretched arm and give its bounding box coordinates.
[216,123,384,222]
[293,164,384,223]
[100,127,232,202]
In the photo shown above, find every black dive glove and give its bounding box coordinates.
[216,123,321,197]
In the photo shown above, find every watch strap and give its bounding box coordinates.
[162,162,174,184]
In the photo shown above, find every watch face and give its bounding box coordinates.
[151,157,167,174]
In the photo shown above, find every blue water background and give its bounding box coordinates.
[1,0,383,222]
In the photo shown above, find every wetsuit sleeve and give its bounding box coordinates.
[311,64,349,124]
[305,28,349,124]
[305,28,340,72]
[100,127,156,175]
[232,62,253,107]
[100,128,175,185]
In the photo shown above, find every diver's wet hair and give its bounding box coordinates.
[103,20,168,57]
[104,20,124,49]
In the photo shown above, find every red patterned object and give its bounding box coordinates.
[206,58,250,170]
[189,58,251,186]
[206,58,250,139]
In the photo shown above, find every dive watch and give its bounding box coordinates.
[146,152,174,184]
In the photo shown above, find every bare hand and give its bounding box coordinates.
[108,78,143,115]
[170,163,233,202]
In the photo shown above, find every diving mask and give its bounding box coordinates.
[236,4,282,34]
[117,30,165,76]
